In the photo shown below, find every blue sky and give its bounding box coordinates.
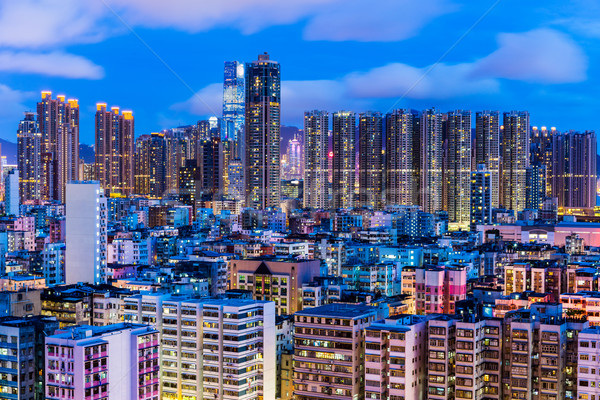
[0,0,598,144]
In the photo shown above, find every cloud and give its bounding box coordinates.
[171,83,222,116]
[0,51,104,79]
[0,0,455,50]
[109,0,453,41]
[0,84,34,117]
[471,29,587,84]
[0,0,108,49]
[345,63,499,99]
[303,0,456,42]
[110,0,337,34]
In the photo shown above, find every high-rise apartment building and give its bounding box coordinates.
[385,109,419,206]
[164,129,193,196]
[471,164,492,231]
[332,111,356,209]
[245,52,281,209]
[36,91,79,202]
[94,104,135,195]
[475,111,500,207]
[304,110,329,209]
[223,61,245,159]
[577,326,600,400]
[531,126,555,197]
[293,304,380,400]
[420,109,443,213]
[358,111,384,210]
[502,304,569,400]
[17,112,42,203]
[502,111,530,212]
[134,133,166,197]
[65,182,107,285]
[552,130,597,208]
[364,314,430,400]
[45,323,159,400]
[0,315,59,400]
[445,110,472,230]
[5,169,19,216]
[123,294,276,400]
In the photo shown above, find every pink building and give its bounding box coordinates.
[478,221,600,246]
[45,323,159,400]
[413,266,467,315]
[14,216,35,233]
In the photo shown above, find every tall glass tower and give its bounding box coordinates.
[223,61,245,158]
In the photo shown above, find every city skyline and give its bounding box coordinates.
[0,1,598,144]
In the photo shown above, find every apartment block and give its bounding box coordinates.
[229,257,321,315]
[45,323,159,400]
[123,294,276,400]
[502,303,567,400]
[577,326,600,400]
[364,314,431,400]
[427,316,457,400]
[0,316,59,400]
[293,304,381,400]
[413,265,467,315]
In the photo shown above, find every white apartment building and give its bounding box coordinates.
[364,314,430,400]
[123,294,276,400]
[65,182,107,284]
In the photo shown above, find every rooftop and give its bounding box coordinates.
[50,323,156,341]
[294,303,379,318]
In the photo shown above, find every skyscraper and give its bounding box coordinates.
[471,164,492,231]
[445,110,472,230]
[36,91,79,202]
[223,61,245,158]
[17,112,42,203]
[386,109,419,207]
[332,111,356,209]
[164,129,193,195]
[358,111,384,209]
[475,111,500,207]
[245,52,281,209]
[303,110,329,209]
[531,126,555,197]
[65,182,107,285]
[134,133,166,197]
[552,130,597,208]
[94,104,135,195]
[502,111,530,212]
[420,109,443,213]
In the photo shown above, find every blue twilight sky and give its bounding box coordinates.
[0,0,598,144]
